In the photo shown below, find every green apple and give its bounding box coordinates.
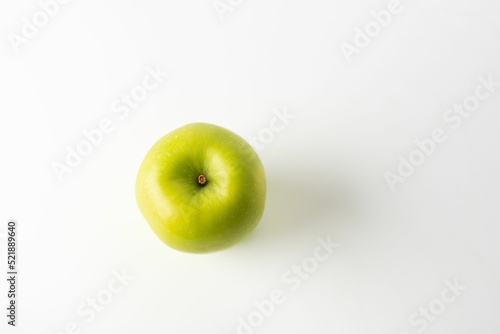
[135,123,266,253]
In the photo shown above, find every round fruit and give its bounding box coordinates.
[135,123,267,253]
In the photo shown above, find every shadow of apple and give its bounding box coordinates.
[236,158,362,254]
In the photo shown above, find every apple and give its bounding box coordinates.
[135,123,267,253]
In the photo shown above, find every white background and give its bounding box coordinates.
[1,0,500,333]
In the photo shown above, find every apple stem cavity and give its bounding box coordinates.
[197,174,207,186]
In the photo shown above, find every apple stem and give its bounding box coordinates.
[197,174,207,186]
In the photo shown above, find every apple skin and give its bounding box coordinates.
[135,123,266,253]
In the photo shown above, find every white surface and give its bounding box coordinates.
[1,0,500,333]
